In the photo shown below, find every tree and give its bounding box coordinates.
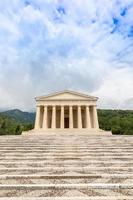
[1,121,6,129]
[111,126,125,135]
[15,125,21,135]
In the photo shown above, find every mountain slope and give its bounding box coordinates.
[0,109,35,124]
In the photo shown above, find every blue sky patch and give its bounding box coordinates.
[24,0,31,6]
[57,6,66,15]
[113,17,119,25]
[128,26,133,37]
[120,7,127,16]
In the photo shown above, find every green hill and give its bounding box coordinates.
[98,109,133,135]
[0,109,35,135]
[1,109,35,124]
[0,109,133,135]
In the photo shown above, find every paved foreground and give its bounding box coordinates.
[0,132,133,199]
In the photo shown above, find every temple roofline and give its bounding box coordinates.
[35,90,98,101]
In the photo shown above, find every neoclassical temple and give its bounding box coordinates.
[34,90,99,131]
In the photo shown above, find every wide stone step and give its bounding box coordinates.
[0,174,132,179]
[0,174,132,184]
[0,173,131,180]
[0,160,132,164]
[1,152,133,156]
[0,161,131,166]
[1,149,133,153]
[0,167,132,175]
[0,157,132,162]
[0,166,132,170]
[0,161,132,168]
[1,197,133,200]
[1,183,132,188]
[0,145,133,151]
[0,183,133,197]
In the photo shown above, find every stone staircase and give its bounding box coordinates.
[0,132,133,199]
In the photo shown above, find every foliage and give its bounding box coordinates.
[0,110,35,135]
[98,109,133,135]
[111,126,124,135]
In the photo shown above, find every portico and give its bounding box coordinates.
[34,90,99,131]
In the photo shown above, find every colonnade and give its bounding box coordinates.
[35,105,99,130]
[34,105,99,130]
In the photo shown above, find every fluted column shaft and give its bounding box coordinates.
[34,106,41,129]
[43,106,48,129]
[93,106,99,129]
[60,106,64,129]
[78,106,82,129]
[69,106,73,129]
[86,106,91,129]
[52,106,56,129]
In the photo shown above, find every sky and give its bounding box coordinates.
[0,0,133,111]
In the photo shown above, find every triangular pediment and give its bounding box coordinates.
[36,90,98,101]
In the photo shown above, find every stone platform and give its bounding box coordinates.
[23,129,112,135]
[0,132,133,199]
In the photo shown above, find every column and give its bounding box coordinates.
[78,106,82,129]
[60,106,64,129]
[86,106,91,129]
[93,106,99,129]
[52,106,56,129]
[34,106,41,129]
[42,106,48,129]
[69,106,73,129]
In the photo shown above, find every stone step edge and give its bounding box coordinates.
[1,156,133,160]
[0,197,133,200]
[0,167,133,170]
[0,145,133,149]
[0,147,132,149]
[0,160,133,164]
[0,144,132,145]
[1,153,133,156]
[0,174,132,179]
[0,148,133,154]
[0,183,132,189]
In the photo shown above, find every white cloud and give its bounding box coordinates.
[0,0,133,111]
[95,67,133,109]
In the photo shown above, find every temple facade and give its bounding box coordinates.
[34,90,99,131]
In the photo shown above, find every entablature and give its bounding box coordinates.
[36,100,97,106]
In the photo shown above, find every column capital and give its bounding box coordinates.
[69,105,73,108]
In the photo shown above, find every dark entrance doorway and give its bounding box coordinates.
[64,117,69,128]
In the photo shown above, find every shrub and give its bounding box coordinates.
[111,126,124,135]
[15,125,21,135]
